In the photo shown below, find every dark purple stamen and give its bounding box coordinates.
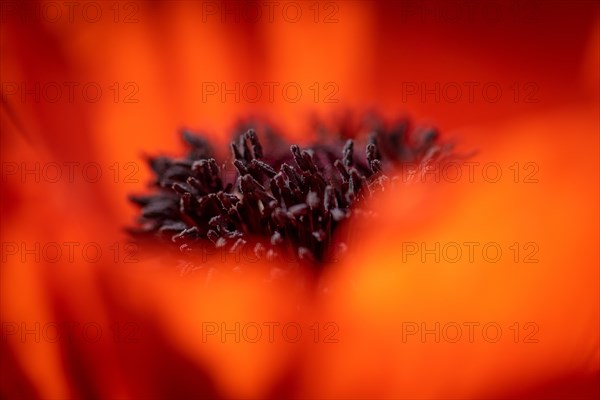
[130,120,450,267]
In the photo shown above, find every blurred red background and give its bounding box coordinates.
[1,1,599,399]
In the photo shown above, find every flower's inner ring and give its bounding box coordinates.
[130,121,450,268]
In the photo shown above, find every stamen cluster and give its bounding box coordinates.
[131,121,447,266]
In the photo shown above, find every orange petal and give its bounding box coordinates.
[301,102,599,398]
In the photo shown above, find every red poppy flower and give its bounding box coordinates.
[1,1,598,399]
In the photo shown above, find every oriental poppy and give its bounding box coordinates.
[1,1,598,399]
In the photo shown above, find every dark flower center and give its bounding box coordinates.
[130,118,449,269]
